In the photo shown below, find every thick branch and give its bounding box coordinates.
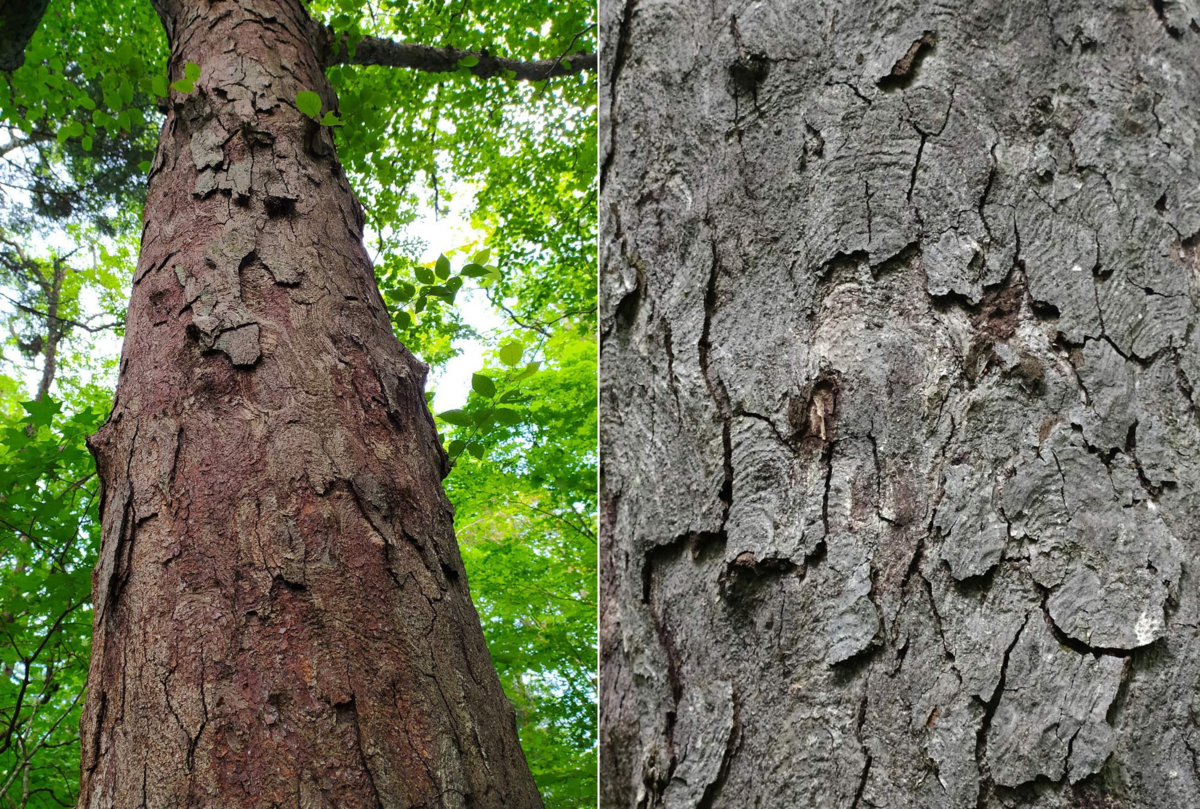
[323,29,597,81]
[0,0,50,71]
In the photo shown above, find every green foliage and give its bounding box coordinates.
[0,387,110,807]
[169,61,200,94]
[295,89,322,118]
[444,327,598,806]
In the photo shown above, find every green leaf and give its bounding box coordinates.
[498,342,524,367]
[319,111,343,127]
[459,55,480,68]
[415,266,434,284]
[82,136,93,151]
[481,265,502,286]
[394,309,411,329]
[517,361,541,380]
[151,75,169,97]
[20,398,61,425]
[471,248,491,265]
[170,78,194,94]
[499,390,524,403]
[447,439,467,456]
[437,409,474,427]
[493,408,521,425]
[138,160,151,172]
[295,90,322,118]
[184,61,201,81]
[55,121,83,143]
[460,263,488,278]
[472,373,496,398]
[467,443,484,459]
[435,254,451,280]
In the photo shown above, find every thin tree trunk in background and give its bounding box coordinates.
[601,2,1200,807]
[78,0,542,805]
[35,259,64,401]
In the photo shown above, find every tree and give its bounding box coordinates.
[0,0,596,805]
[600,2,1200,807]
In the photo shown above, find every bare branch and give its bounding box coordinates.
[0,290,123,333]
[323,29,597,82]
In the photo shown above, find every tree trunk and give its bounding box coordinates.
[78,0,542,806]
[600,2,1200,808]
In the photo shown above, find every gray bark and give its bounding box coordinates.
[599,1,1200,807]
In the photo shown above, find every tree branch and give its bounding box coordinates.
[0,0,51,72]
[323,29,597,81]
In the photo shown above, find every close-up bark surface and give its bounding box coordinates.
[77,0,543,806]
[600,1,1200,807]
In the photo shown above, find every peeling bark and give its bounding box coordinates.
[78,0,541,806]
[600,1,1200,807]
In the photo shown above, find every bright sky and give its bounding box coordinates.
[388,193,505,413]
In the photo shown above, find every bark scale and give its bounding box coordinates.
[601,1,1200,807]
[78,0,542,806]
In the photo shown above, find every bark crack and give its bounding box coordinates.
[974,610,1030,808]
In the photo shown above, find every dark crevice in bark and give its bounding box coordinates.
[849,687,873,809]
[662,320,682,415]
[975,610,1030,808]
[1124,420,1164,500]
[821,440,835,541]
[700,233,734,520]
[739,410,794,450]
[827,79,874,107]
[600,0,638,190]
[612,258,645,335]
[340,696,385,809]
[1035,584,1143,659]
[907,128,926,204]
[696,688,740,809]
[877,30,937,91]
[1150,0,1184,38]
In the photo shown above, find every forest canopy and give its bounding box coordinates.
[0,0,597,805]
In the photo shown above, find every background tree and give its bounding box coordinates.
[0,0,597,805]
[601,2,1200,807]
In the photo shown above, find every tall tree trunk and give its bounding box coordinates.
[78,0,542,806]
[36,257,64,401]
[600,2,1200,808]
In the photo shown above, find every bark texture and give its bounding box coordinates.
[600,1,1200,807]
[78,0,541,806]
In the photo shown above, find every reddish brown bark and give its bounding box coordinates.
[77,0,542,806]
